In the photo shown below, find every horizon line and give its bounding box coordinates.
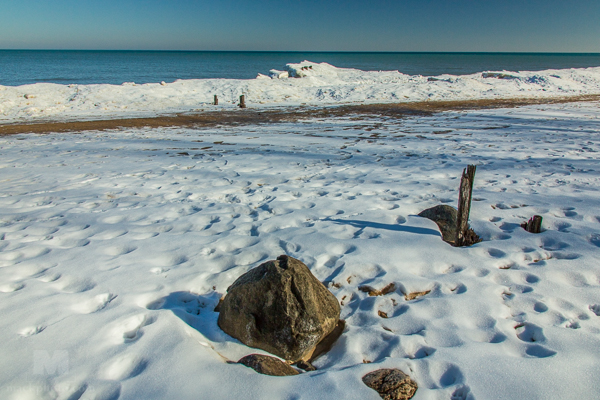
[2,49,600,55]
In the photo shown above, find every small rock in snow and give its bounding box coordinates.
[238,354,299,376]
[362,368,418,400]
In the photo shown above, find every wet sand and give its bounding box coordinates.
[1,95,599,135]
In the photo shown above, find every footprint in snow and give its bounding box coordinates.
[438,264,464,274]
[434,362,465,388]
[0,250,25,267]
[539,237,569,251]
[486,248,506,258]
[0,282,25,292]
[523,273,540,284]
[515,323,545,343]
[316,254,339,268]
[451,385,473,400]
[149,253,188,267]
[72,293,117,314]
[37,272,61,282]
[19,325,45,337]
[555,221,571,232]
[410,346,436,359]
[100,353,147,381]
[128,231,159,240]
[533,302,549,313]
[327,242,356,256]
[235,250,268,266]
[109,313,154,344]
[589,234,600,248]
[51,381,89,400]
[563,319,581,329]
[525,344,557,358]
[53,276,96,293]
[100,215,128,224]
[47,237,90,249]
[92,229,128,240]
[498,222,520,232]
[104,245,137,257]
[448,283,467,294]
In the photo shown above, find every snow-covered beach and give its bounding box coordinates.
[2,61,600,124]
[1,63,600,400]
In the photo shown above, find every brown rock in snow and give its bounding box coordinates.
[238,354,299,376]
[362,368,418,400]
[218,255,341,363]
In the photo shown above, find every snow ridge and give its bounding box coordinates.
[1,61,599,123]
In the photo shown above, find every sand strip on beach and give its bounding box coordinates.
[2,94,599,135]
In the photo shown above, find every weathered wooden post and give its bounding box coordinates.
[522,215,542,233]
[456,165,476,247]
[239,95,246,108]
[213,95,218,105]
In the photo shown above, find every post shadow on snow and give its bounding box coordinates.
[323,217,441,238]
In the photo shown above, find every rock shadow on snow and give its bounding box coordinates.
[153,290,234,344]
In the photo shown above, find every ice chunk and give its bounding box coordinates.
[269,69,289,79]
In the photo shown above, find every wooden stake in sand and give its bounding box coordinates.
[239,95,246,108]
[522,215,543,233]
[456,165,476,247]
[214,95,218,105]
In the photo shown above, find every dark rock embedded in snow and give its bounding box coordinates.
[238,354,299,376]
[217,255,341,363]
[362,368,418,400]
[295,360,317,372]
[418,204,458,244]
[419,204,482,246]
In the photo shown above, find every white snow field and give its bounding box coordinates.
[1,61,600,123]
[1,100,600,400]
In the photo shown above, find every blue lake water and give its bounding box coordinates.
[1,50,599,86]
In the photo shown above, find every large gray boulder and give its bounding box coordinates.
[217,255,341,362]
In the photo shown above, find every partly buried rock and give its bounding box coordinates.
[238,354,299,376]
[295,360,317,372]
[418,205,457,244]
[362,369,418,400]
[218,255,341,363]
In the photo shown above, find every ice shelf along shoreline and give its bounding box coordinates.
[1,61,600,124]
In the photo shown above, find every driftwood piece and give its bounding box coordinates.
[456,165,476,247]
[404,290,431,301]
[213,95,218,105]
[358,283,396,296]
[239,94,246,108]
[521,215,543,233]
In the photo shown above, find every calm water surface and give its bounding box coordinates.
[1,51,599,86]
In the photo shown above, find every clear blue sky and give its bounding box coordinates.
[1,0,599,52]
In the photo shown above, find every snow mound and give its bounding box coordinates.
[0,61,599,123]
